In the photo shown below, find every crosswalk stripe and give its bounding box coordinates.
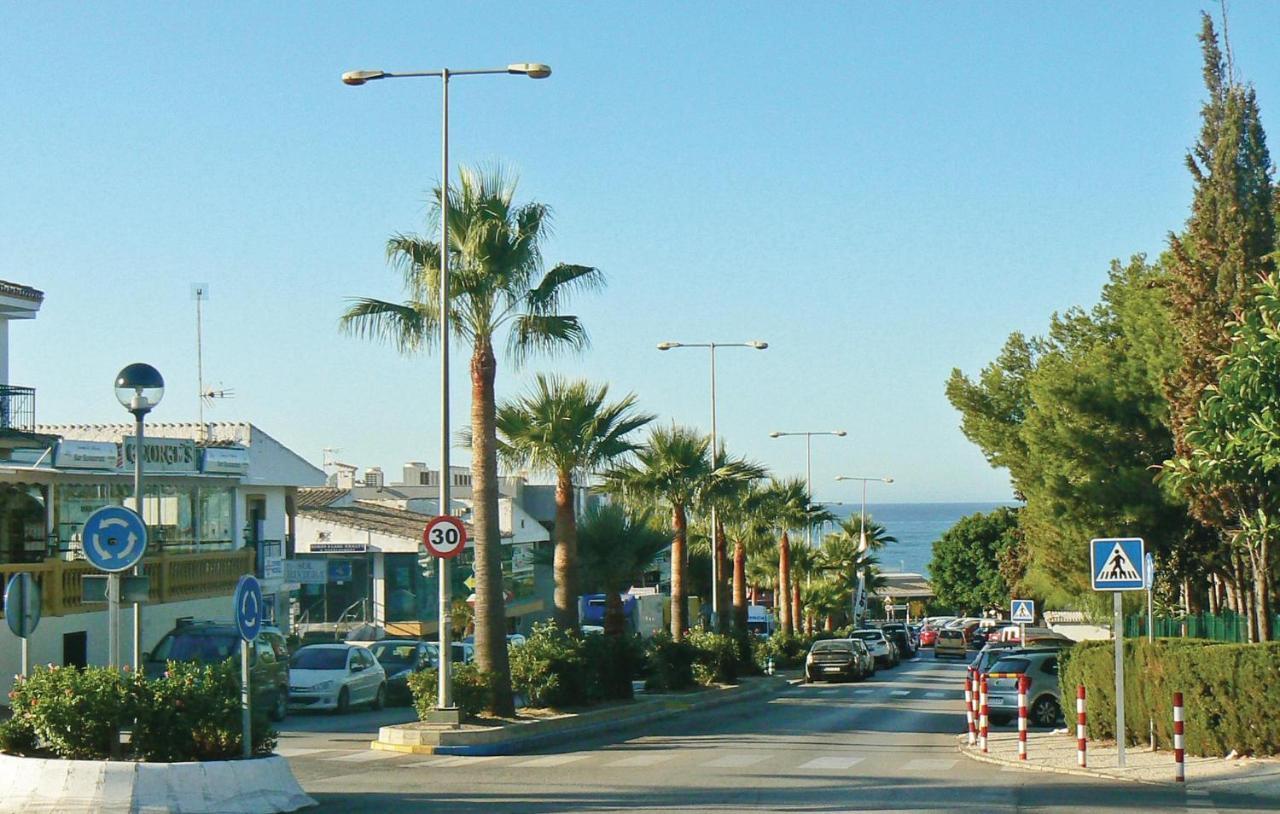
[514,753,591,767]
[606,752,676,767]
[404,755,500,768]
[324,750,402,763]
[274,746,326,758]
[702,753,771,768]
[797,756,865,770]
[903,758,957,771]
[890,690,911,696]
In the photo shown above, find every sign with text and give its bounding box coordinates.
[121,437,198,474]
[283,559,327,585]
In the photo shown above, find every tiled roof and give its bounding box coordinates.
[300,502,462,541]
[297,487,348,509]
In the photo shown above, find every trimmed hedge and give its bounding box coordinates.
[1061,639,1280,756]
[507,623,643,708]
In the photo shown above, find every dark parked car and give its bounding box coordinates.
[879,623,917,658]
[804,639,874,683]
[366,639,432,705]
[146,621,290,721]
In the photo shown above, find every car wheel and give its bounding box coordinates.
[1030,695,1061,727]
[372,683,386,711]
[336,687,351,714]
[269,688,288,722]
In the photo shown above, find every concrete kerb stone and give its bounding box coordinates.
[373,675,787,756]
[956,737,1170,788]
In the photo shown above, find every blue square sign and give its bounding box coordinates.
[1010,599,1035,624]
[1090,538,1146,591]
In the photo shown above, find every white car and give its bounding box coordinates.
[288,644,387,713]
[849,629,897,668]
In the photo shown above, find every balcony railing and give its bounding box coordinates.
[0,385,35,433]
[0,549,255,618]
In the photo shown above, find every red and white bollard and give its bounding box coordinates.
[1017,674,1029,760]
[979,675,989,753]
[971,669,980,739]
[1076,685,1087,768]
[1173,692,1185,783]
[965,668,976,746]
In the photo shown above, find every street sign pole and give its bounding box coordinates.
[423,515,468,723]
[241,639,251,759]
[1114,590,1125,768]
[233,575,263,760]
[1146,551,1155,749]
[108,572,120,668]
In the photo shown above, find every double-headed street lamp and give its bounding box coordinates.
[768,430,846,548]
[114,363,164,670]
[834,475,894,552]
[342,60,551,717]
[657,340,768,629]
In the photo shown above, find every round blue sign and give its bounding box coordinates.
[233,575,263,642]
[82,506,148,573]
[4,573,41,638]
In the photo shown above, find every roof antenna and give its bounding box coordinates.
[193,283,233,443]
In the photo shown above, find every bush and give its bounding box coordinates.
[407,663,494,719]
[686,630,738,686]
[509,622,587,708]
[1061,639,1280,756]
[4,662,274,761]
[582,632,642,702]
[754,632,812,670]
[644,633,698,691]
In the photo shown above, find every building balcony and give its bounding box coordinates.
[0,384,35,434]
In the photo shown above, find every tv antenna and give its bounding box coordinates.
[193,283,233,442]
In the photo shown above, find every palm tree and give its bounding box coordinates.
[341,165,602,716]
[757,478,814,636]
[723,484,773,635]
[820,533,887,625]
[601,424,712,640]
[789,544,821,633]
[827,515,898,552]
[493,375,653,631]
[576,504,670,637]
[696,448,768,632]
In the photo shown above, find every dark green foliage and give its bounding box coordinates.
[753,632,811,670]
[0,715,37,755]
[583,632,643,701]
[1060,639,1280,756]
[928,507,1021,613]
[4,662,274,761]
[685,630,738,686]
[644,632,699,691]
[502,622,643,709]
[407,664,495,719]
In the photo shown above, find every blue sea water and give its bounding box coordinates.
[821,502,1017,578]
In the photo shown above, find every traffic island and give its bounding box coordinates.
[373,674,786,756]
[0,753,315,814]
[958,730,1280,802]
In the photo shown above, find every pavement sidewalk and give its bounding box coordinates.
[959,729,1280,803]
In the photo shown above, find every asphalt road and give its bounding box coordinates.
[278,654,1267,813]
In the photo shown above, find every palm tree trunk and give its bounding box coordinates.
[603,589,627,637]
[715,518,730,633]
[791,578,802,636]
[777,531,792,636]
[732,539,748,635]
[553,468,579,631]
[671,504,688,640]
[471,340,515,716]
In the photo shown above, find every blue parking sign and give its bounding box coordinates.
[1090,538,1146,591]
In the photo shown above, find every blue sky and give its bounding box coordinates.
[4,2,1278,503]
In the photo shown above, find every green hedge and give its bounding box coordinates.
[507,623,642,708]
[2,661,275,761]
[407,663,495,719]
[1060,639,1280,756]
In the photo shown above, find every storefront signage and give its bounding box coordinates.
[310,542,367,554]
[283,559,327,585]
[202,447,250,476]
[54,440,119,470]
[121,437,198,474]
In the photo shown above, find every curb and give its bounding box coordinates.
[374,677,787,757]
[955,739,1175,788]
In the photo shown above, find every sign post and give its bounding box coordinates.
[423,515,467,722]
[81,506,149,668]
[1010,598,1035,645]
[5,573,42,677]
[1090,537,1146,769]
[233,575,263,759]
[1145,552,1156,748]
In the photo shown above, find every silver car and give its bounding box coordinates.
[849,629,898,668]
[984,649,1062,727]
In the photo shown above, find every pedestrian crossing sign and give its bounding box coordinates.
[1010,599,1034,624]
[1090,537,1146,591]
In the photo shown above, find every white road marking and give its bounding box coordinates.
[903,758,957,771]
[404,755,500,768]
[606,752,676,767]
[274,746,326,758]
[324,749,403,763]
[890,690,911,696]
[925,692,948,699]
[702,753,771,768]
[514,753,591,767]
[797,756,865,770]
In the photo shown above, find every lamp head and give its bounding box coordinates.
[341,70,387,86]
[656,342,680,351]
[508,62,552,79]
[747,340,768,350]
[834,430,847,437]
[115,363,165,416]
[769,431,782,438]
[883,477,895,484]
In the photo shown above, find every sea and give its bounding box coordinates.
[821,502,1018,578]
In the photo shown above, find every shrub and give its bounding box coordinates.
[686,630,738,686]
[4,661,274,761]
[755,632,811,670]
[407,663,494,719]
[1061,639,1280,756]
[644,633,698,691]
[509,622,587,708]
[582,632,642,702]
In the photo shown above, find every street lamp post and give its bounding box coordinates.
[342,61,551,716]
[768,431,847,548]
[835,475,893,623]
[114,363,164,670]
[658,340,767,630]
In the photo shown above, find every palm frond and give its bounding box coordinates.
[526,264,605,315]
[507,314,590,363]
[338,298,433,354]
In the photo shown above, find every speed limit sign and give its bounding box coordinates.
[423,515,468,559]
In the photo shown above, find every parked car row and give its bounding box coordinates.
[804,624,914,683]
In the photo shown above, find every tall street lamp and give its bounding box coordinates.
[342,61,551,717]
[768,430,847,548]
[657,340,767,630]
[115,363,164,670]
[833,475,894,552]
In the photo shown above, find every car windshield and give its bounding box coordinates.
[811,641,852,653]
[150,631,238,664]
[851,631,881,642]
[290,648,348,670]
[369,643,417,666]
[990,657,1030,675]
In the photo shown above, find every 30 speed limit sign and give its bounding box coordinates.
[423,515,468,559]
